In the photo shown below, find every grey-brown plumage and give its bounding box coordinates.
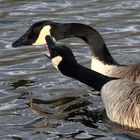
[102,79,140,128]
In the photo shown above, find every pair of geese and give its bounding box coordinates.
[12,21,140,129]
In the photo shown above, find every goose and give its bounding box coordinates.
[12,21,140,83]
[44,35,140,129]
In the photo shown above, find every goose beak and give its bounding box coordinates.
[12,33,30,47]
[45,36,56,49]
[44,36,56,59]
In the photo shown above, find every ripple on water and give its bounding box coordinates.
[0,0,140,139]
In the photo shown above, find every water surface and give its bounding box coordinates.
[0,0,140,139]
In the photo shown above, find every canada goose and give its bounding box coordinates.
[44,35,140,129]
[12,21,140,83]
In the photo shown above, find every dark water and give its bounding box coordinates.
[0,0,140,139]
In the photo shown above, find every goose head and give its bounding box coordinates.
[12,21,68,47]
[45,36,78,77]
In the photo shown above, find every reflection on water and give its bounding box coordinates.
[0,0,140,139]
[9,79,35,90]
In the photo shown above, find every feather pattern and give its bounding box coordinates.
[101,79,140,128]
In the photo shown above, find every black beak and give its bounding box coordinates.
[12,34,25,47]
[12,33,33,47]
[44,36,57,60]
[43,53,50,60]
[45,36,56,50]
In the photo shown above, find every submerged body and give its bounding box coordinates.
[45,36,140,129]
[12,21,140,83]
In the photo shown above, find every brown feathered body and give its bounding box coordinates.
[102,79,140,128]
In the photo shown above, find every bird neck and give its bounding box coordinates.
[53,23,119,65]
[64,63,116,92]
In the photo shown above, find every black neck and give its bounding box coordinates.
[52,23,119,65]
[59,63,117,92]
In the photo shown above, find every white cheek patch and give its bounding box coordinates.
[51,56,62,69]
[32,25,55,45]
